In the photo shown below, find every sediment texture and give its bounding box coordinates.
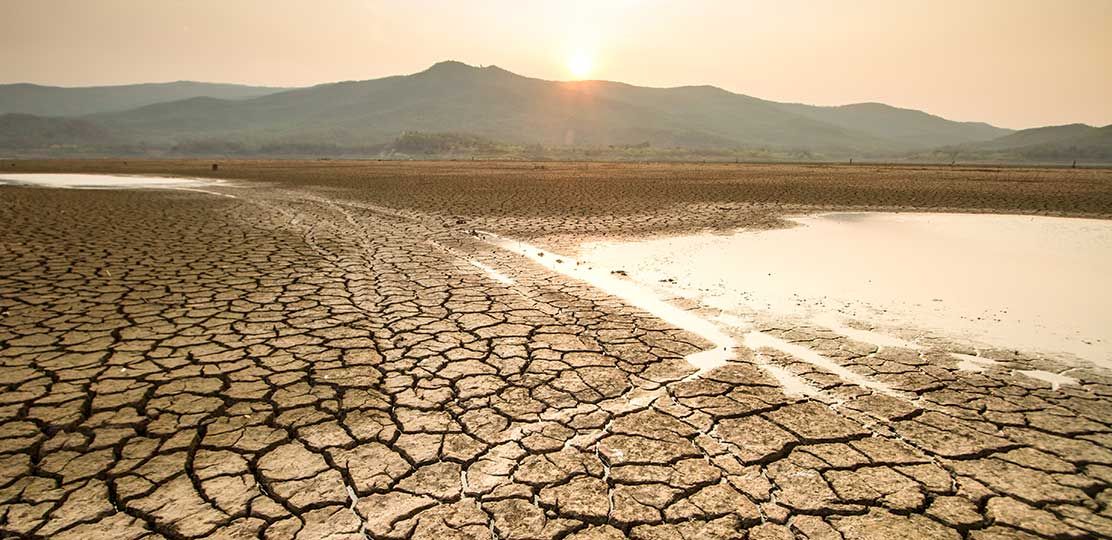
[1,165,1111,539]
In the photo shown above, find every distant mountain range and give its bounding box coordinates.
[0,61,1108,163]
[943,124,1112,161]
[0,81,288,117]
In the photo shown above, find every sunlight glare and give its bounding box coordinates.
[567,50,594,79]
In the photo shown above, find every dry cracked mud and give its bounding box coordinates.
[2,161,1112,539]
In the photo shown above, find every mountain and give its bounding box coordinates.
[965,124,1104,150]
[0,81,289,117]
[80,61,1008,156]
[777,102,1011,149]
[933,124,1112,162]
[0,113,120,149]
[2,61,1069,160]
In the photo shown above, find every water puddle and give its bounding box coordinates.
[579,213,1112,368]
[744,331,902,398]
[950,353,1001,372]
[481,231,830,396]
[481,232,736,378]
[465,259,516,286]
[812,313,921,350]
[1015,369,1078,390]
[0,173,234,197]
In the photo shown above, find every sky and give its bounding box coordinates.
[2,0,1110,129]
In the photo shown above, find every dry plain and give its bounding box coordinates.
[2,160,1112,540]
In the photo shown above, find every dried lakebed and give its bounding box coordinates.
[1,176,1111,539]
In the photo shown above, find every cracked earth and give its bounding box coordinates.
[2,163,1112,539]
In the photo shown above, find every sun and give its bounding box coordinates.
[566,50,594,80]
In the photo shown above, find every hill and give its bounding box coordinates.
[0,113,121,150]
[0,81,288,117]
[16,61,1104,160]
[78,61,1010,157]
[777,102,1010,149]
[926,124,1112,163]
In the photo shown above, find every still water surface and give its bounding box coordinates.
[579,213,1112,367]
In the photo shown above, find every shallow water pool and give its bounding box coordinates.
[0,173,229,193]
[579,212,1112,367]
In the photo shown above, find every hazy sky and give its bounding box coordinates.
[3,0,1109,129]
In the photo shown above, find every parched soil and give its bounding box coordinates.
[1,160,1111,539]
[7,159,1112,239]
